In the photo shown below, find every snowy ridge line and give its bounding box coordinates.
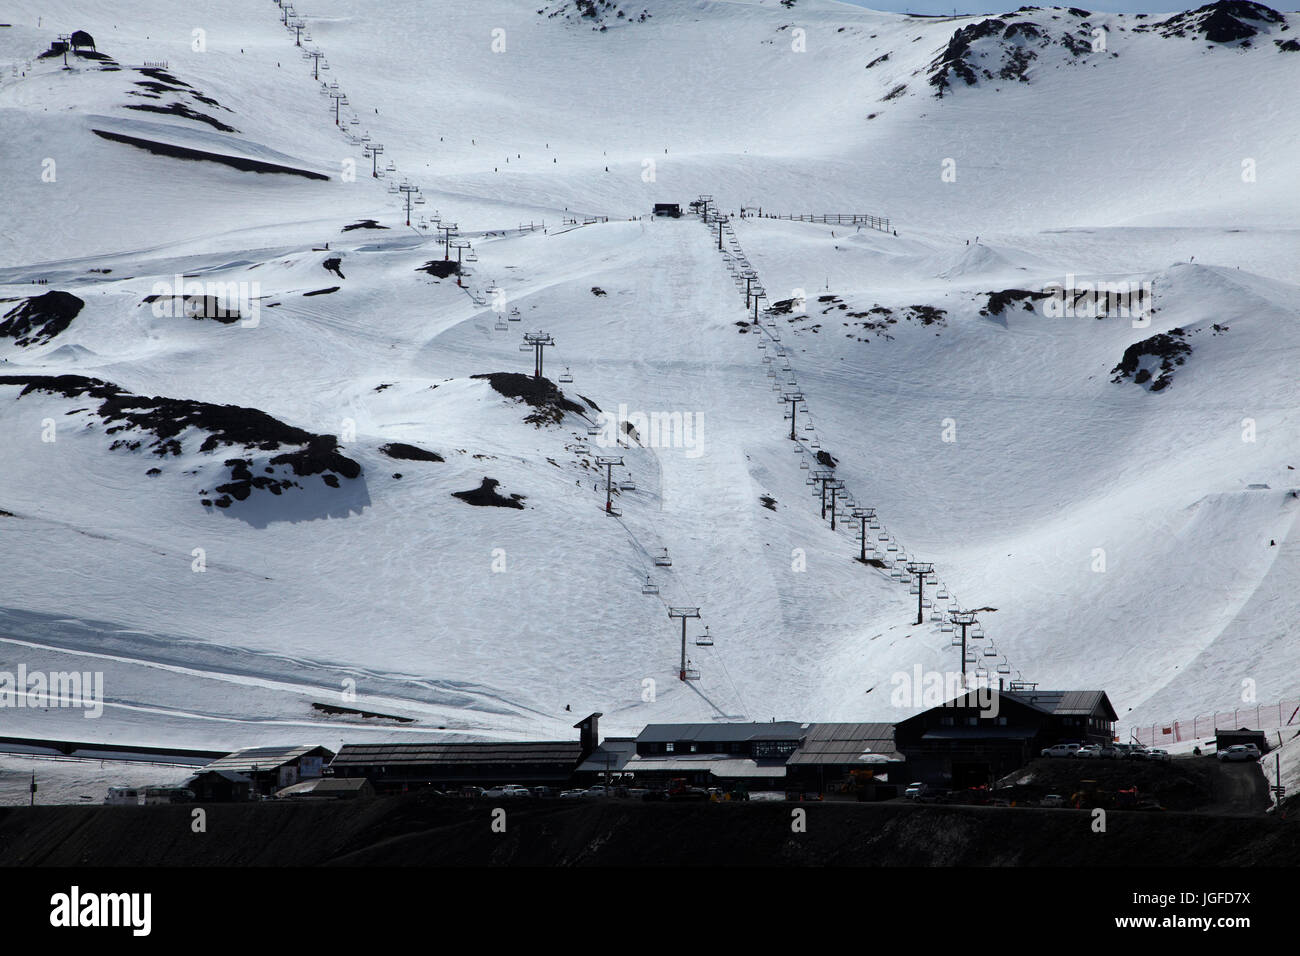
[708,208,1025,689]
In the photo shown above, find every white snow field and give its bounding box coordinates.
[0,0,1297,769]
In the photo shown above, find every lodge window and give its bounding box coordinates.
[666,742,674,753]
[940,716,954,727]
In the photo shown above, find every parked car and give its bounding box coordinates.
[483,785,531,798]
[1145,749,1172,762]
[1217,744,1259,763]
[558,789,587,799]
[1075,745,1103,759]
[1126,746,1151,760]
[1041,743,1081,758]
[904,782,928,800]
[1041,794,1065,808]
[1098,746,1119,759]
[640,788,667,801]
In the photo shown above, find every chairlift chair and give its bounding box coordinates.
[385,160,396,171]
[799,460,809,470]
[586,425,600,436]
[641,576,659,595]
[695,626,713,648]
[683,667,701,681]
[941,624,954,633]
[936,588,949,599]
[972,625,985,639]
[997,659,1011,675]
[494,316,508,331]
[653,549,672,567]
[519,343,532,352]
[558,368,574,384]
[619,480,636,492]
[950,633,963,646]
[984,646,997,657]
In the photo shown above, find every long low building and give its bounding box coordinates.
[328,714,600,792]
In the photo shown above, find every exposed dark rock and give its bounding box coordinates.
[342,220,388,232]
[1156,1,1283,42]
[417,260,461,278]
[303,287,339,297]
[471,372,583,426]
[0,291,84,347]
[323,257,345,279]
[0,375,360,502]
[760,495,777,511]
[379,442,444,463]
[1110,329,1192,391]
[452,477,525,509]
[140,294,241,324]
[121,101,238,132]
[815,450,838,468]
[982,288,1051,315]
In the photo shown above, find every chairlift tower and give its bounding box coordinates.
[437,221,459,260]
[304,49,324,79]
[811,470,836,520]
[522,331,555,379]
[668,607,701,682]
[398,182,419,226]
[781,391,804,440]
[328,90,347,126]
[365,143,384,178]
[851,508,877,562]
[827,480,845,530]
[595,455,623,514]
[448,240,472,283]
[905,561,935,626]
[950,611,978,687]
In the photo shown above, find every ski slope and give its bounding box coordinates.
[0,0,1297,759]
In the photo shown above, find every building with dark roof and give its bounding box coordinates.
[199,745,334,797]
[183,769,252,803]
[785,722,906,797]
[626,721,808,789]
[329,713,600,792]
[894,689,1118,788]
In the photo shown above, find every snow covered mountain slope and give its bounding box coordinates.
[0,0,1296,758]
